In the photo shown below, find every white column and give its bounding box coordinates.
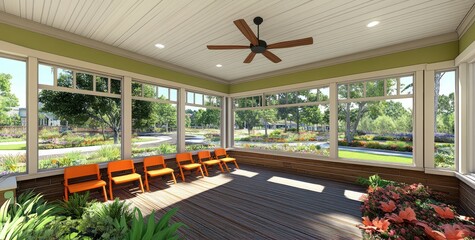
[27,57,38,174]
[121,76,132,159]
[329,82,338,159]
[227,97,234,148]
[178,88,186,152]
[458,64,467,173]
[423,70,435,169]
[414,70,424,169]
[220,97,226,148]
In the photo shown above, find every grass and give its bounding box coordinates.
[0,138,25,143]
[0,143,26,150]
[338,150,412,164]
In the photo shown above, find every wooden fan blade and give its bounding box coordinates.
[233,19,259,46]
[244,52,256,63]
[262,50,281,63]
[267,37,313,49]
[207,45,249,50]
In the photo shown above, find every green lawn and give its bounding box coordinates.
[0,143,26,150]
[338,150,412,164]
[0,138,25,143]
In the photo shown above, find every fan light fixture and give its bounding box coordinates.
[207,17,313,63]
[366,21,380,28]
[154,43,165,49]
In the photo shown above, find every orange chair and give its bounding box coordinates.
[107,160,144,199]
[214,148,239,172]
[197,150,224,176]
[175,152,205,182]
[143,156,177,192]
[64,164,107,202]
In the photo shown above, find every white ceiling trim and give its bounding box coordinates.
[457,3,475,37]
[0,11,229,84]
[230,32,458,84]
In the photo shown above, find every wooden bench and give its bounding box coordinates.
[64,164,107,202]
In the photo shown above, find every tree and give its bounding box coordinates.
[39,71,155,144]
[373,115,397,135]
[235,110,260,135]
[259,109,277,137]
[0,73,19,126]
[301,106,323,130]
[200,109,220,128]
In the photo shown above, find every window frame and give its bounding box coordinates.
[424,64,459,174]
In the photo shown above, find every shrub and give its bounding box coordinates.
[0,191,59,240]
[55,192,95,219]
[269,129,283,137]
[126,208,185,240]
[1,154,26,173]
[434,133,455,143]
[80,198,134,239]
[94,145,120,162]
[39,128,61,142]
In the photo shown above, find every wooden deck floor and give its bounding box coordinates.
[113,165,366,239]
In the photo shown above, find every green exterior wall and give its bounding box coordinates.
[229,41,459,93]
[460,20,475,53]
[0,23,228,93]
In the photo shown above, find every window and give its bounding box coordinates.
[185,91,222,151]
[38,64,122,170]
[338,76,414,165]
[0,56,27,176]
[131,81,177,157]
[234,87,330,156]
[434,70,456,169]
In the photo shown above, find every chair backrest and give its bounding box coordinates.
[143,156,166,171]
[175,152,194,165]
[64,164,100,185]
[214,148,227,158]
[107,159,135,177]
[197,151,212,162]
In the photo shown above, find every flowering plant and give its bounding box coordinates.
[358,175,475,239]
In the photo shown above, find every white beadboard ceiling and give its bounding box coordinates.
[0,0,474,83]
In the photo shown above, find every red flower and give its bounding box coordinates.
[441,224,470,240]
[386,213,404,223]
[362,216,372,227]
[372,217,390,232]
[429,204,455,219]
[417,222,446,240]
[380,200,397,213]
[399,207,417,222]
[390,192,400,201]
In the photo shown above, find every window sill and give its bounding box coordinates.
[455,172,475,190]
[229,147,424,171]
[424,168,456,176]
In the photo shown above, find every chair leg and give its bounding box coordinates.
[171,172,177,184]
[145,174,150,192]
[138,177,145,193]
[198,166,205,178]
[222,162,230,172]
[64,187,69,202]
[203,164,209,176]
[179,168,186,182]
[102,186,108,202]
[218,162,225,173]
[234,160,240,169]
[109,180,114,200]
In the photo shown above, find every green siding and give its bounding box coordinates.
[460,21,475,53]
[0,23,228,93]
[230,41,458,93]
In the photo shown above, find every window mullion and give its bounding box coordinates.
[121,76,132,159]
[27,57,39,174]
[329,82,338,159]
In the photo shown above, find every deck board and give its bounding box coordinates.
[113,165,365,239]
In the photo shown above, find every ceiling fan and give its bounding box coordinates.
[207,16,313,63]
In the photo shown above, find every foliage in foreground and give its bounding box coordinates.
[0,191,184,240]
[358,175,475,239]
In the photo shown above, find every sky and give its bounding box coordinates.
[0,56,457,111]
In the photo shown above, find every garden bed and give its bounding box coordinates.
[358,175,475,239]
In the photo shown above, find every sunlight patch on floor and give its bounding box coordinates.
[267,176,325,193]
[230,169,259,177]
[344,189,366,202]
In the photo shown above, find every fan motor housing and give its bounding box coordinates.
[251,40,267,53]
